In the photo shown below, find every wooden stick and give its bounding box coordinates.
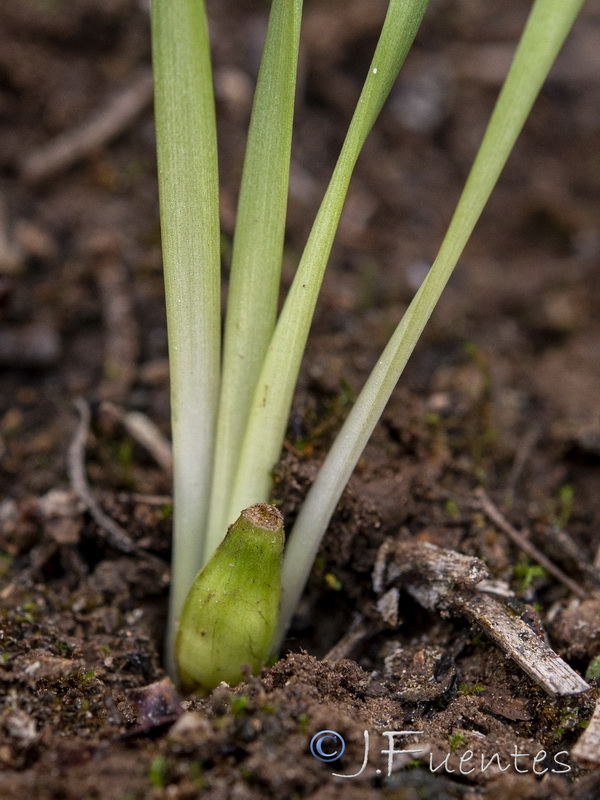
[323,614,371,663]
[573,697,600,765]
[101,401,173,473]
[374,540,590,697]
[21,70,153,184]
[476,488,588,601]
[453,591,590,697]
[68,398,137,554]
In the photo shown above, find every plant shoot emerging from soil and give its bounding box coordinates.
[176,504,284,694]
[151,0,585,688]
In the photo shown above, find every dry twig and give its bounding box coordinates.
[504,423,540,505]
[573,697,600,766]
[119,493,173,506]
[475,488,588,601]
[454,591,590,697]
[20,70,153,184]
[323,614,371,663]
[0,193,24,275]
[95,251,139,404]
[542,524,600,595]
[374,540,590,697]
[101,401,173,473]
[68,397,138,555]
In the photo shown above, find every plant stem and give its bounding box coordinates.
[151,0,221,676]
[226,0,429,525]
[177,504,284,695]
[275,0,585,646]
[204,0,303,562]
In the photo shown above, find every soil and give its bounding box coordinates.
[1,0,600,798]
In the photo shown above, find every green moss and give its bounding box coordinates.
[512,561,547,592]
[469,632,486,648]
[0,552,14,579]
[55,641,69,656]
[458,682,485,696]
[148,756,169,789]
[297,712,309,733]
[188,761,204,787]
[239,766,255,782]
[444,499,460,519]
[117,438,134,484]
[448,732,464,752]
[556,484,575,528]
[324,572,343,591]
[230,695,250,716]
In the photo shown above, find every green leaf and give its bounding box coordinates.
[205,0,303,562]
[227,0,429,525]
[276,0,585,644]
[151,0,221,673]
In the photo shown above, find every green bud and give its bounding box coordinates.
[176,503,284,694]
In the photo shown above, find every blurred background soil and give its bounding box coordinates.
[1,1,600,797]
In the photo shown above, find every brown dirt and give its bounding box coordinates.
[1,0,600,797]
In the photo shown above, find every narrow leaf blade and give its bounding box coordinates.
[227,0,429,524]
[205,0,303,561]
[277,0,585,644]
[152,0,221,671]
